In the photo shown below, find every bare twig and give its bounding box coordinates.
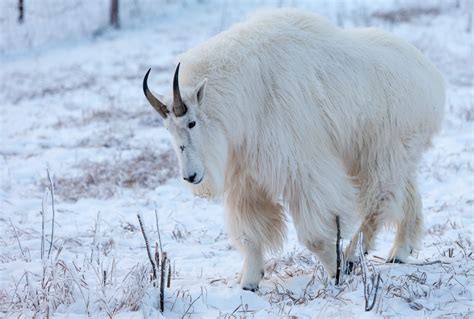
[8,271,26,310]
[160,252,167,312]
[18,0,24,23]
[47,169,56,259]
[110,0,119,28]
[137,213,157,281]
[181,290,202,319]
[167,259,171,288]
[231,303,242,315]
[404,260,450,266]
[365,273,381,311]
[40,189,47,260]
[63,261,91,314]
[9,218,26,260]
[154,242,160,279]
[25,272,39,311]
[359,235,381,312]
[335,215,342,285]
[155,209,163,253]
[90,211,101,263]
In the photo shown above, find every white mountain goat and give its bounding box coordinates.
[142,9,445,291]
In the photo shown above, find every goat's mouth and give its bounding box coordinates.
[193,176,204,185]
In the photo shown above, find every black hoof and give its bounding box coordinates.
[242,284,258,292]
[387,257,404,264]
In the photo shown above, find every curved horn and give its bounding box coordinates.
[143,68,168,118]
[173,63,187,117]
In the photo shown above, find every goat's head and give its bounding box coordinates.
[143,63,209,186]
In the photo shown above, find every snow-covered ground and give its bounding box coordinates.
[1,0,473,317]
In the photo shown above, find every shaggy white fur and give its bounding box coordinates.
[145,8,445,290]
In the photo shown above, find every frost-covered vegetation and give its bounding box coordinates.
[0,0,472,317]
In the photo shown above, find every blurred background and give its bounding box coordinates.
[1,0,472,318]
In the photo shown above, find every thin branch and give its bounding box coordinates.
[25,272,39,311]
[40,190,47,260]
[359,233,381,312]
[90,212,101,263]
[160,252,167,312]
[375,255,449,266]
[18,0,24,23]
[109,0,120,28]
[154,243,160,287]
[181,291,202,319]
[405,260,449,266]
[335,215,342,285]
[8,271,26,310]
[365,273,381,311]
[155,209,163,253]
[137,213,157,281]
[167,259,172,288]
[9,218,26,260]
[40,210,44,260]
[47,169,56,259]
[231,303,242,315]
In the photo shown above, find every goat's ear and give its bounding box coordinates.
[195,78,207,105]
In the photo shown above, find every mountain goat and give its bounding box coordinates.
[142,9,445,291]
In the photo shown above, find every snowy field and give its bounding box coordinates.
[1,0,473,317]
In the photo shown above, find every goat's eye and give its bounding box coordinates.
[188,121,196,129]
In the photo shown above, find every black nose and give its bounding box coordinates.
[184,173,197,183]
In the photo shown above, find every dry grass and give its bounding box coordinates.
[2,256,155,317]
[1,199,170,317]
[42,148,178,201]
[249,232,473,317]
[4,68,97,105]
[372,6,441,24]
[52,108,158,129]
[262,250,332,310]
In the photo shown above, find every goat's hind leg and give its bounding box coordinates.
[345,147,406,272]
[344,210,382,273]
[387,177,422,263]
[289,162,357,278]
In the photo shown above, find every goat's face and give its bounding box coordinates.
[164,83,207,185]
[143,64,209,186]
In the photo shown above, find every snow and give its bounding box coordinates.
[1,0,473,317]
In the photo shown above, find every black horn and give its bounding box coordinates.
[143,68,168,118]
[173,63,187,117]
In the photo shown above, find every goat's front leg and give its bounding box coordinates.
[225,183,286,291]
[235,236,264,291]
